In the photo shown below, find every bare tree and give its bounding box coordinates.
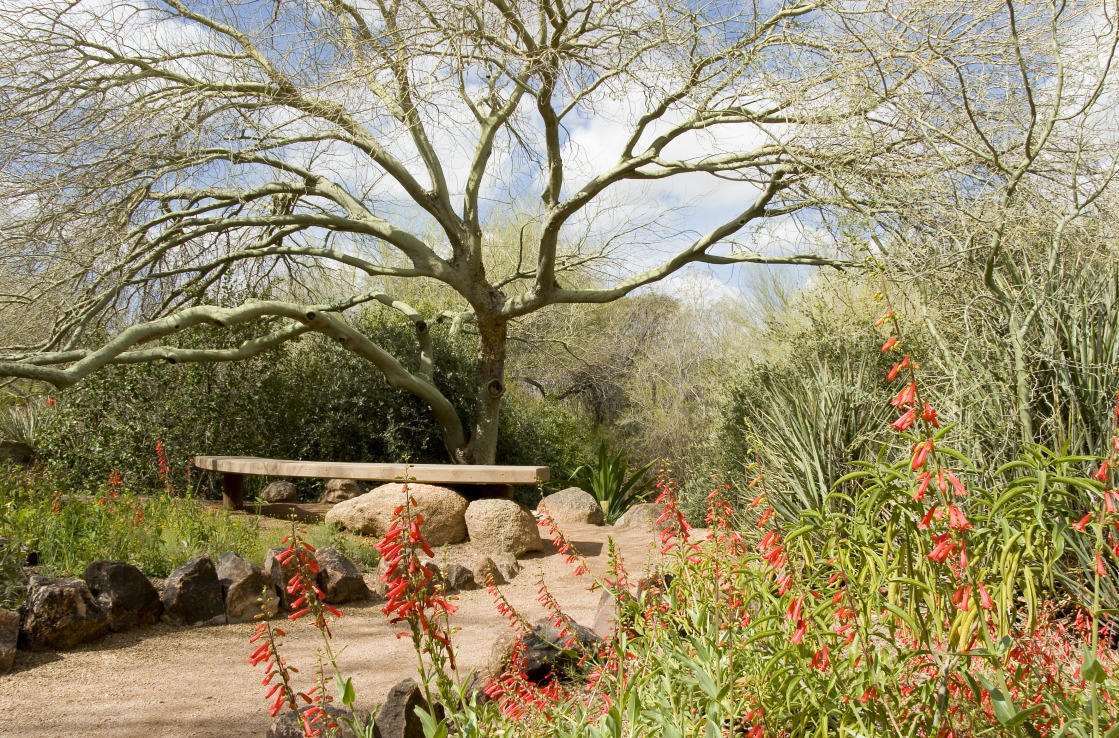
[0,0,1083,463]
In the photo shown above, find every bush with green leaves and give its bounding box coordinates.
[33,305,592,497]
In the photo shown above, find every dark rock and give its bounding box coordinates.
[217,552,278,624]
[267,706,372,738]
[0,608,19,672]
[375,679,429,738]
[19,575,110,650]
[508,618,603,685]
[83,561,162,631]
[319,479,361,504]
[439,562,478,593]
[0,440,32,466]
[314,548,370,604]
[161,556,226,626]
[261,481,298,503]
[264,548,299,609]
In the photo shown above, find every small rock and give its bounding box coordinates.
[161,556,226,626]
[375,679,429,738]
[491,618,602,685]
[320,479,361,504]
[0,608,19,672]
[19,575,110,650]
[439,562,478,593]
[464,499,543,557]
[263,548,299,610]
[613,502,661,528]
[470,555,503,586]
[267,706,372,738]
[217,552,278,624]
[490,553,521,582]
[326,483,469,546]
[0,440,32,466]
[591,588,634,639]
[83,561,163,631]
[260,481,299,503]
[314,548,370,604]
[538,487,604,526]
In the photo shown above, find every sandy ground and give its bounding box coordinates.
[0,520,661,738]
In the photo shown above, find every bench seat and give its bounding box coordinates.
[193,455,550,509]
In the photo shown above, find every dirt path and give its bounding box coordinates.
[0,521,661,738]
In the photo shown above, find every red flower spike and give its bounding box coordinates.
[881,335,898,353]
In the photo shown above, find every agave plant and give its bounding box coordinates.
[0,397,50,449]
[570,443,656,523]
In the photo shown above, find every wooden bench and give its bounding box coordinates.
[193,455,550,510]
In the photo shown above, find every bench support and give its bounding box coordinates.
[222,472,245,511]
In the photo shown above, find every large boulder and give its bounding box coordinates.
[314,548,369,604]
[19,575,110,650]
[217,552,278,624]
[613,502,661,529]
[325,483,469,547]
[319,479,361,504]
[260,481,298,503]
[83,561,163,631]
[0,608,19,672]
[538,487,604,526]
[161,556,226,626]
[375,679,430,738]
[464,499,542,557]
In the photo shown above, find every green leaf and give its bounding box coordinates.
[334,675,356,706]
[1082,646,1109,684]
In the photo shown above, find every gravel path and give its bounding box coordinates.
[0,520,660,738]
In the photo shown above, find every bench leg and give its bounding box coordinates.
[222,472,245,511]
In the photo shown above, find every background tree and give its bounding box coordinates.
[0,0,1106,464]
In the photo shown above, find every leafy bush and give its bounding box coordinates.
[33,306,592,497]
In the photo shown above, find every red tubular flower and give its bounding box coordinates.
[790,619,807,644]
[809,646,830,671]
[1074,513,1093,532]
[913,472,932,500]
[785,596,804,621]
[978,583,994,610]
[946,471,967,497]
[921,402,939,428]
[776,573,794,596]
[891,382,917,408]
[889,409,917,432]
[911,439,934,470]
[1097,551,1108,578]
[928,535,956,563]
[952,585,971,612]
[1097,461,1111,483]
[947,505,972,531]
[917,504,937,530]
[881,336,898,353]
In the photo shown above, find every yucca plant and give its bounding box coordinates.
[0,397,50,450]
[570,442,655,523]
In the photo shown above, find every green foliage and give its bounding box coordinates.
[0,465,268,579]
[569,442,655,522]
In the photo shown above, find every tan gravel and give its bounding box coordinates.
[0,520,661,738]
